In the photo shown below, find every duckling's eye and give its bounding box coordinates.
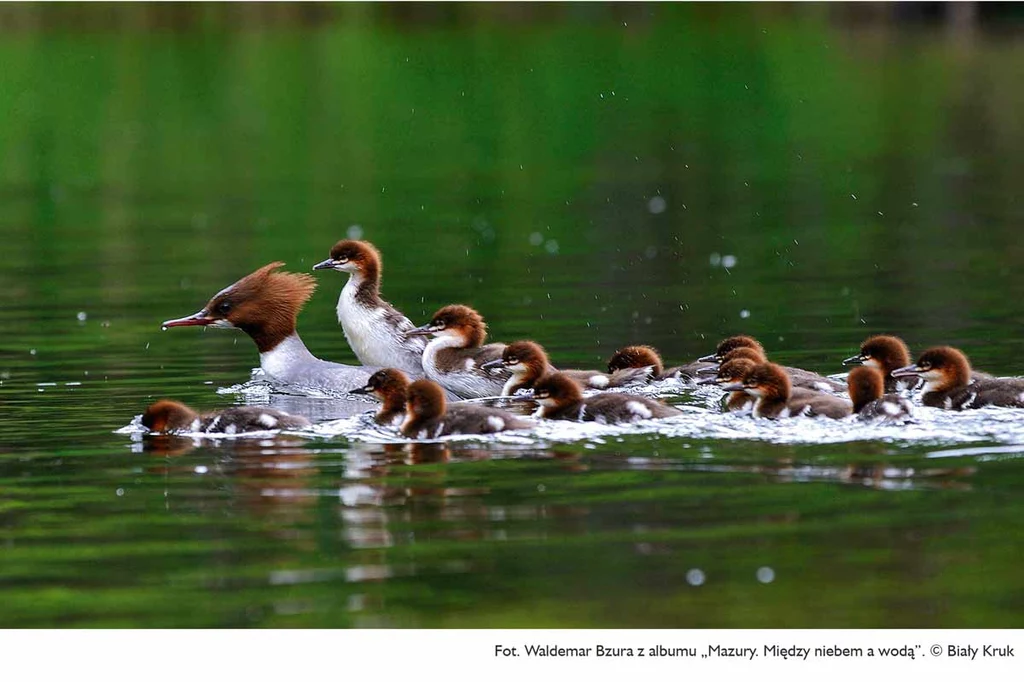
[215,301,232,315]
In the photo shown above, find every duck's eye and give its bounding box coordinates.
[215,301,232,315]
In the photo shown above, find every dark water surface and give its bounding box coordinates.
[2,6,1024,627]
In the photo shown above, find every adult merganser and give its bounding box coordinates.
[142,399,310,434]
[162,262,373,393]
[700,335,844,392]
[480,340,651,396]
[891,346,1024,409]
[406,304,510,399]
[725,362,852,419]
[311,239,426,377]
[605,345,713,381]
[695,357,758,412]
[846,367,914,422]
[531,372,683,424]
[400,379,531,439]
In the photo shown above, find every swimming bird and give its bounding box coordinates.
[846,367,914,422]
[400,379,531,439]
[142,399,310,434]
[725,362,852,419]
[695,357,759,412]
[531,372,683,424]
[481,340,651,396]
[842,335,913,392]
[406,304,510,399]
[312,239,426,377]
[891,347,1024,409]
[162,262,373,393]
[700,335,845,392]
[606,344,713,381]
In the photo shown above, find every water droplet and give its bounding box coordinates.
[194,465,209,475]
[544,240,559,254]
[722,254,737,268]
[347,224,364,239]
[686,568,706,586]
[76,311,87,322]
[537,484,546,492]
[116,488,125,497]
[757,566,775,583]
[528,232,544,246]
[647,196,667,214]
[740,309,751,319]
[161,326,168,331]
[709,253,722,267]
[29,349,37,356]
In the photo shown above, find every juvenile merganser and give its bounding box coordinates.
[162,262,373,393]
[400,379,531,439]
[351,367,516,427]
[700,335,844,392]
[695,346,766,376]
[846,367,914,422]
[531,372,683,424]
[605,345,713,381]
[695,358,758,412]
[891,347,1024,410]
[142,399,310,434]
[842,335,913,392]
[406,304,510,399]
[311,239,426,377]
[726,362,852,419]
[481,340,651,396]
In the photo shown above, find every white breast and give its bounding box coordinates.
[337,279,422,374]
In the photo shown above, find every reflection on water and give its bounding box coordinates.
[2,5,1024,627]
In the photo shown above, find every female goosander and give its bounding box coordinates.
[162,262,372,393]
[406,304,510,399]
[891,347,1024,410]
[531,372,682,424]
[142,399,310,434]
[695,358,758,412]
[351,367,508,427]
[400,379,531,439]
[605,345,713,381]
[312,239,426,377]
[700,335,844,392]
[726,362,852,419]
[481,340,651,396]
[846,367,914,422]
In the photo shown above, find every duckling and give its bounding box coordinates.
[482,340,651,396]
[400,379,531,439]
[846,366,914,422]
[695,358,759,412]
[725,362,852,419]
[142,399,310,435]
[891,347,1024,410]
[700,335,844,392]
[531,372,683,424]
[605,344,713,381]
[406,304,511,399]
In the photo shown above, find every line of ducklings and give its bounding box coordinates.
[144,331,1024,439]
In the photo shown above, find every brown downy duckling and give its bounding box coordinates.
[406,304,510,399]
[531,372,683,424]
[695,358,759,412]
[605,345,714,381]
[400,379,531,439]
[351,368,513,427]
[700,335,844,392]
[846,367,914,422]
[142,399,311,435]
[725,362,852,419]
[481,340,651,396]
[311,239,426,377]
[891,347,1024,410]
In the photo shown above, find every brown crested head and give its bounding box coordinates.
[318,240,382,282]
[502,340,549,370]
[163,262,317,353]
[717,357,757,383]
[360,368,411,400]
[742,362,791,400]
[857,335,911,374]
[607,345,663,375]
[142,399,199,433]
[720,346,768,364]
[910,346,972,389]
[532,371,583,405]
[847,366,884,412]
[406,379,447,421]
[424,304,488,347]
[717,335,764,358]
